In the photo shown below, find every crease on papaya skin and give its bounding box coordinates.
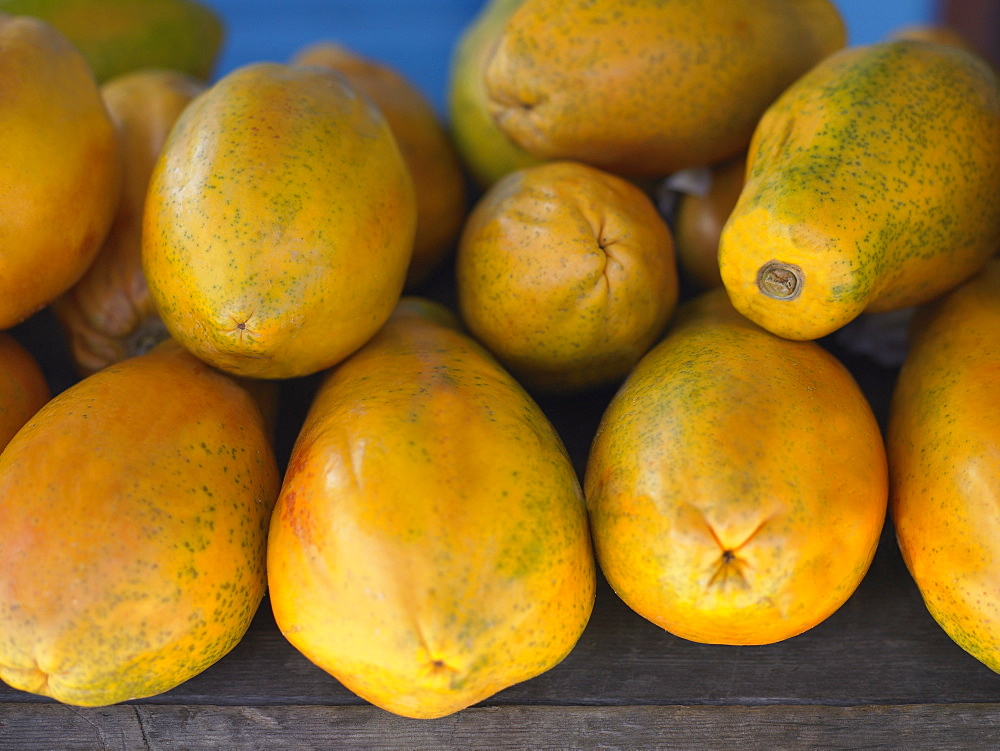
[683,502,775,592]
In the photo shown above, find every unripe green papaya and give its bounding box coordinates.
[0,0,224,82]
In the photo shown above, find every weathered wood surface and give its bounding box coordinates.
[3,703,1000,750]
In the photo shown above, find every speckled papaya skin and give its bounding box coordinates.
[53,68,206,376]
[584,287,887,645]
[888,258,1000,672]
[456,160,678,395]
[0,14,122,329]
[482,0,845,177]
[268,297,596,719]
[0,339,280,706]
[0,333,49,449]
[142,62,417,379]
[719,40,1000,341]
[291,43,466,289]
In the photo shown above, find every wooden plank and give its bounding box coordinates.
[3,702,1000,750]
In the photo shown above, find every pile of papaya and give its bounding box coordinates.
[0,0,996,720]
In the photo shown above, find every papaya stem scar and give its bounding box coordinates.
[226,314,257,343]
[757,261,803,301]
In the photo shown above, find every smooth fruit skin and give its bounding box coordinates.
[585,288,887,645]
[0,333,50,449]
[888,259,1000,672]
[53,68,206,376]
[482,0,844,178]
[456,160,678,395]
[447,0,542,189]
[0,0,225,82]
[0,14,123,329]
[268,297,596,719]
[291,42,467,288]
[719,40,1000,341]
[0,339,280,706]
[142,62,417,379]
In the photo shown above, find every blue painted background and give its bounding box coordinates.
[200,0,939,115]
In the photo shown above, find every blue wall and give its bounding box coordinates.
[202,0,939,115]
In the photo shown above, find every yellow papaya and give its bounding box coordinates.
[719,40,1000,340]
[0,339,280,706]
[482,0,845,178]
[142,62,417,379]
[0,333,50,449]
[290,41,467,288]
[0,0,224,82]
[52,68,206,375]
[456,160,678,395]
[0,13,122,329]
[585,287,887,645]
[888,258,1000,672]
[268,297,596,719]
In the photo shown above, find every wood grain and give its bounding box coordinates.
[4,703,1000,750]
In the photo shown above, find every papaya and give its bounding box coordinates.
[0,333,50,449]
[672,155,746,290]
[0,13,122,329]
[0,339,280,706]
[447,0,543,189]
[887,23,979,53]
[456,160,678,395]
[584,287,887,645]
[888,258,1000,672]
[719,40,1000,341]
[0,0,224,82]
[52,68,206,376]
[142,62,417,379]
[267,297,596,719]
[482,0,845,178]
[290,42,467,288]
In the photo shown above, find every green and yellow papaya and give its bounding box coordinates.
[719,40,1000,340]
[0,339,280,706]
[889,258,1000,672]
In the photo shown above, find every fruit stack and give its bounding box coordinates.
[0,0,996,721]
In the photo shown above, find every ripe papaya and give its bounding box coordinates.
[719,40,1000,340]
[889,258,1000,672]
[0,13,122,329]
[0,339,280,706]
[482,0,844,178]
[142,62,417,379]
[52,68,206,375]
[456,160,678,395]
[268,297,596,719]
[672,155,746,291]
[290,42,467,288]
[585,287,887,645]
[0,0,224,82]
[0,333,50,449]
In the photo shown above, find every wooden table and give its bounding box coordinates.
[2,282,999,750]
